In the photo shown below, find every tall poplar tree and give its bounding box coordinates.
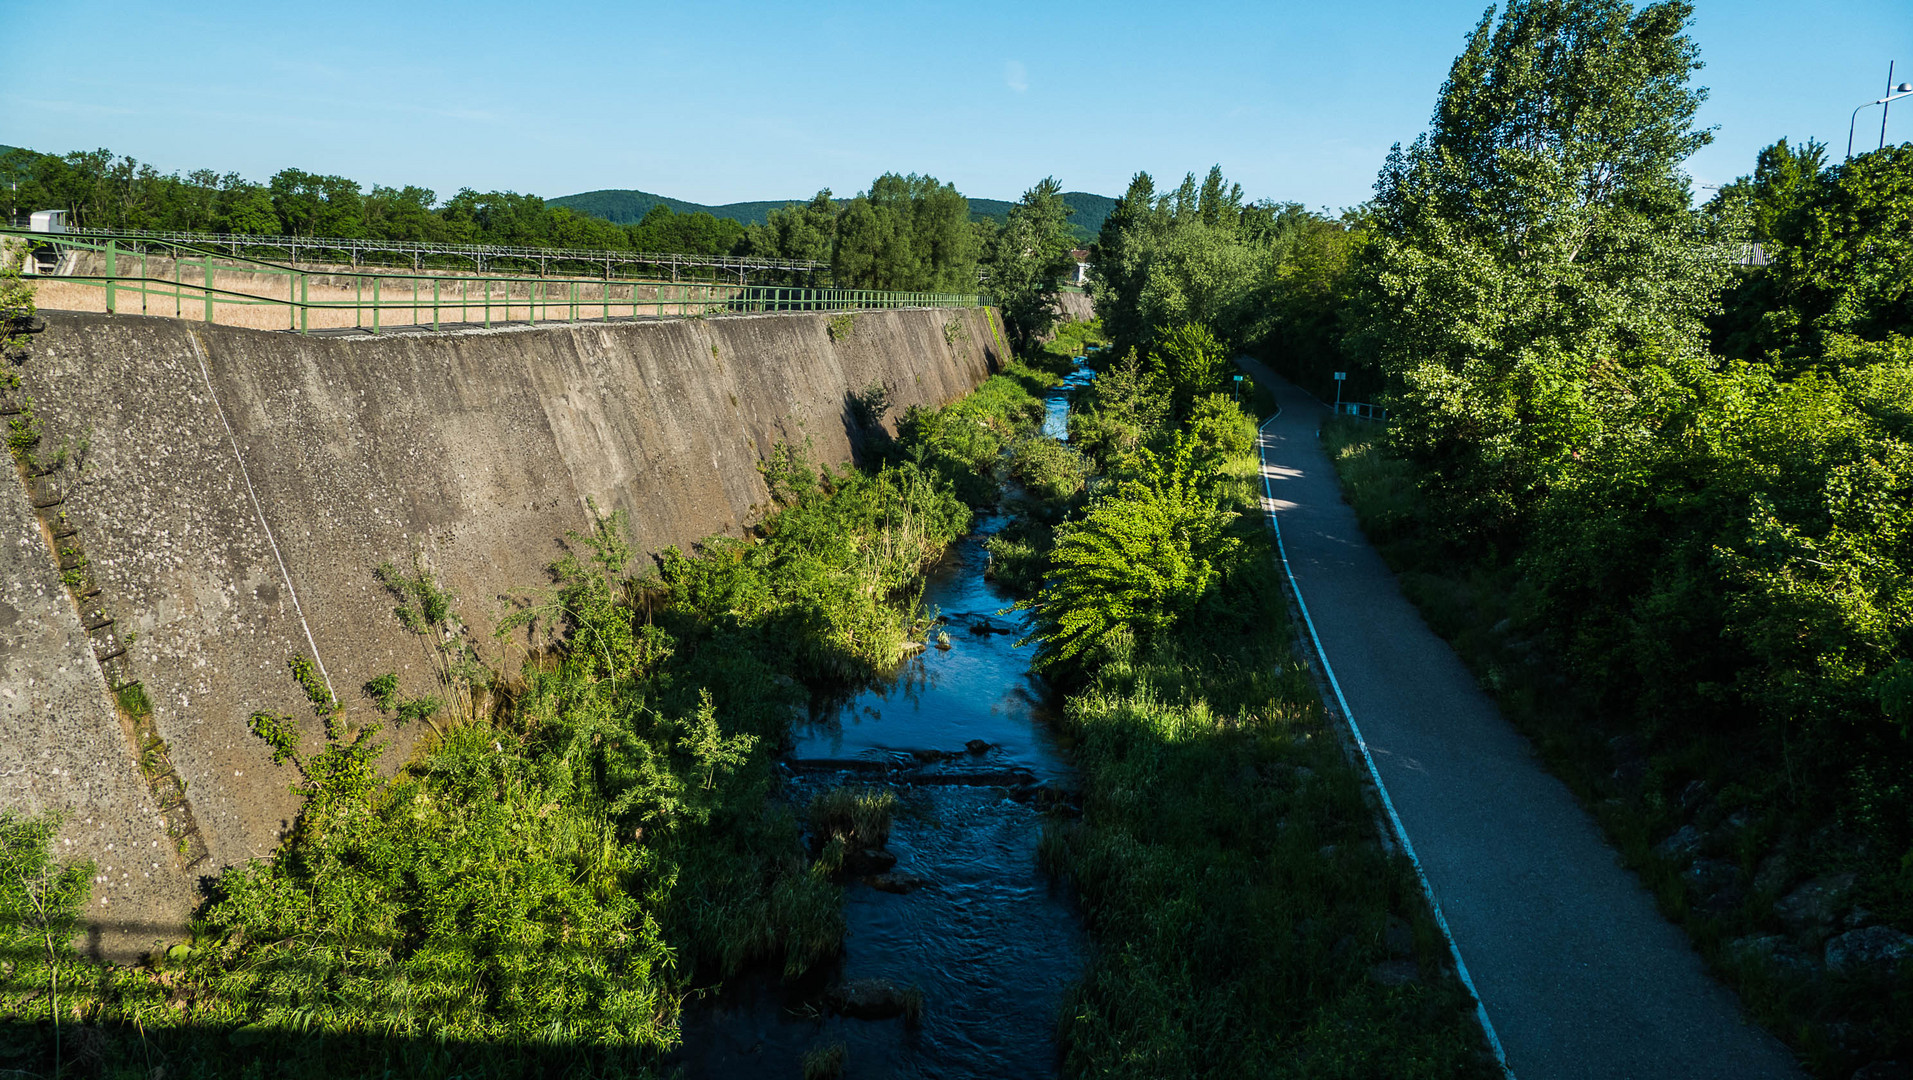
[985,177,1077,350]
[1350,0,1729,542]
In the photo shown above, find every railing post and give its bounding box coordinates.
[105,240,117,314]
[373,277,381,333]
[300,273,308,334]
[433,277,441,332]
[484,278,491,328]
[204,260,214,323]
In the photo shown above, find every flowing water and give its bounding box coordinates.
[676,362,1095,1079]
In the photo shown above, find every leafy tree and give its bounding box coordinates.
[269,168,366,238]
[1348,0,1725,545]
[984,176,1077,350]
[1713,137,1829,244]
[218,180,280,236]
[1148,321,1231,412]
[748,189,839,262]
[1749,146,1913,361]
[361,184,441,241]
[1019,433,1240,668]
[1087,172,1161,353]
[831,173,978,291]
[1088,166,1330,364]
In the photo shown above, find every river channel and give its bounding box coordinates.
[676,363,1094,1078]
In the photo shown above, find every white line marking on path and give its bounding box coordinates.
[1255,408,1514,1079]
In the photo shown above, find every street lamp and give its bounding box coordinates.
[1848,82,1913,158]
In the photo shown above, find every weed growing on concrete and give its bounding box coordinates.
[0,813,91,1080]
[848,380,891,437]
[942,318,967,345]
[758,436,819,508]
[375,557,489,723]
[827,313,856,341]
[1,242,43,470]
[114,683,152,722]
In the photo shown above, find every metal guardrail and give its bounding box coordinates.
[1337,401,1388,422]
[23,224,827,283]
[4,229,983,334]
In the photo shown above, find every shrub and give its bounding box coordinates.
[807,786,898,850]
[1009,436,1089,501]
[1019,433,1240,670]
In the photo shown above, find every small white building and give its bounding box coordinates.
[28,209,67,233]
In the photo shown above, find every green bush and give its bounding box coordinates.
[1018,433,1241,671]
[1009,436,1089,501]
[1185,393,1257,460]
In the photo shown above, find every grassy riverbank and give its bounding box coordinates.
[999,324,1495,1077]
[0,360,1054,1078]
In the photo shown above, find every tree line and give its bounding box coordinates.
[1080,1,1913,1072]
[1,146,1081,299]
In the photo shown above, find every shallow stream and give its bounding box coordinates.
[675,363,1094,1079]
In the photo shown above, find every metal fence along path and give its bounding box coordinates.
[4,228,983,335]
[14,223,826,282]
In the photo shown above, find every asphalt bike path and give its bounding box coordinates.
[1244,359,1800,1080]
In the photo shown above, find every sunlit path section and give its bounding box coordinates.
[1242,357,1801,1080]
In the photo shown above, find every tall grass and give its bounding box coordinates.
[807,787,898,851]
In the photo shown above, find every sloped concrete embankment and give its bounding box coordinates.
[1053,289,1094,323]
[4,306,1005,958]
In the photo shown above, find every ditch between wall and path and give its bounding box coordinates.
[1241,356,1801,1080]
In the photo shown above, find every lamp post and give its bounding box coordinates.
[1848,80,1913,159]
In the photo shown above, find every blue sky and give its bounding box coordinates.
[5,1,1907,210]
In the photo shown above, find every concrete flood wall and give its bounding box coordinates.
[3,305,1004,959]
[1054,289,1094,324]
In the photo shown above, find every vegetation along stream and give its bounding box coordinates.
[676,338,1099,1079]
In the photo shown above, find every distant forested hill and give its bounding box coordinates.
[969,192,1116,241]
[552,188,1117,241]
[548,190,797,227]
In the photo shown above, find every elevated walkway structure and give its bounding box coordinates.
[16,223,826,283]
[3,228,983,335]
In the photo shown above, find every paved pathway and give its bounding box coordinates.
[1246,360,1801,1080]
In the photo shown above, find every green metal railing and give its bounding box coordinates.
[5,228,986,334]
